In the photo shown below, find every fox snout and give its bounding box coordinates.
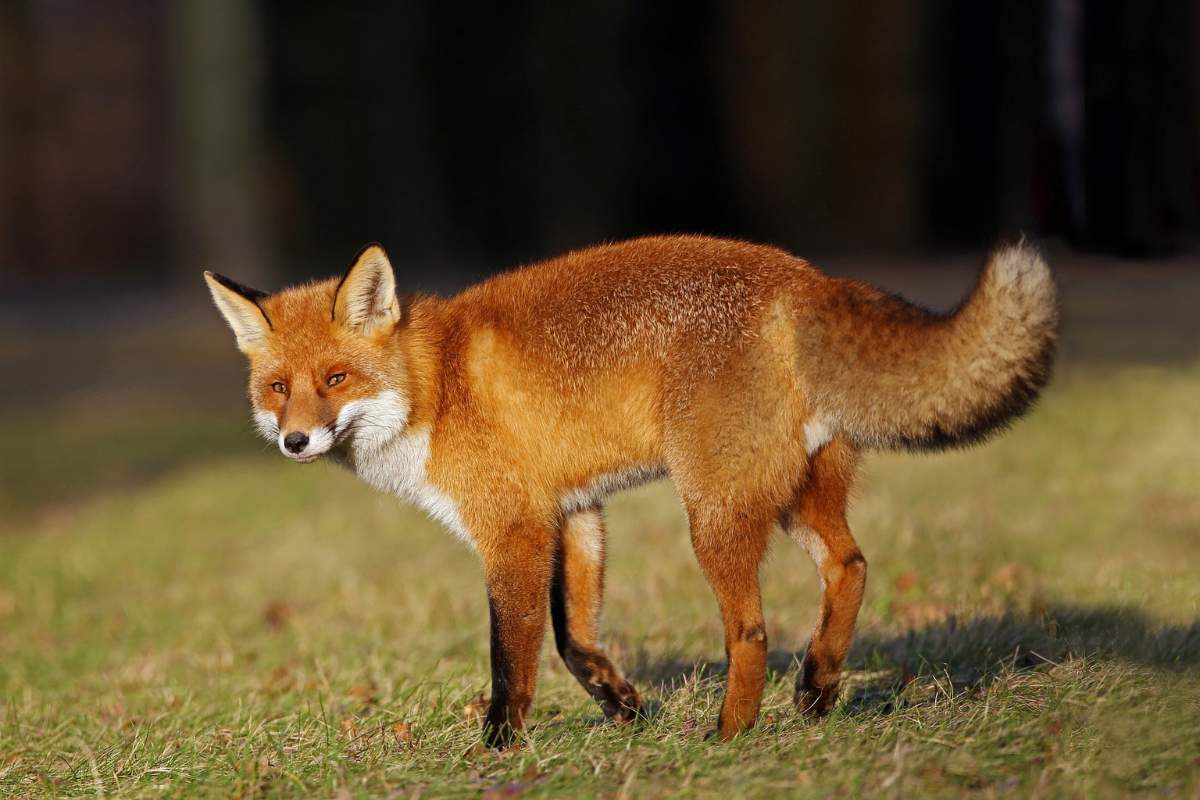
[254,409,336,463]
[275,423,334,462]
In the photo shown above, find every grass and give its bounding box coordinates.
[1,360,1198,797]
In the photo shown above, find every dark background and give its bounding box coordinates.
[2,1,1199,297]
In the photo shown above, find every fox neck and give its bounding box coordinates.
[391,297,445,430]
[329,300,469,541]
[335,297,446,454]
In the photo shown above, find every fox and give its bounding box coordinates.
[204,235,1057,745]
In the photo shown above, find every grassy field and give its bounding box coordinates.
[2,272,1199,797]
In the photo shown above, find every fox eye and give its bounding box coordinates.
[326,373,347,387]
[271,382,287,394]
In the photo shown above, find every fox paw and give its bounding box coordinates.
[602,682,643,724]
[794,681,840,717]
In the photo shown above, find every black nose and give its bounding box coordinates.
[283,431,309,453]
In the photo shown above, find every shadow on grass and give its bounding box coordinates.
[627,603,1200,714]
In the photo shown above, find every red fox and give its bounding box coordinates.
[205,235,1057,745]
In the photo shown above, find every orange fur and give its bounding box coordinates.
[205,235,1057,744]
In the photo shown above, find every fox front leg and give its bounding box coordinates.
[480,522,556,748]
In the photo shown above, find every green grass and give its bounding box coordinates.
[1,364,1198,797]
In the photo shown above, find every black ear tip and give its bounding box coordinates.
[351,241,389,264]
[206,271,268,301]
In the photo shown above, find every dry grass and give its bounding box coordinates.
[1,309,1198,796]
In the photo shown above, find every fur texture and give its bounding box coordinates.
[798,243,1058,451]
[205,235,1057,745]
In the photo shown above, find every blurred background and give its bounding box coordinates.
[3,1,1200,293]
[0,1,1198,512]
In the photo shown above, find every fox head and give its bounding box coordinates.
[204,244,413,463]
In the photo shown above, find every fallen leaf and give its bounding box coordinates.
[100,703,127,722]
[891,600,952,626]
[892,572,920,594]
[463,693,488,722]
[261,665,295,694]
[990,563,1024,590]
[349,684,377,704]
[391,721,413,745]
[340,717,359,740]
[263,601,292,630]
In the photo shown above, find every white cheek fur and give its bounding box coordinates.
[304,425,334,453]
[335,391,411,447]
[254,410,279,441]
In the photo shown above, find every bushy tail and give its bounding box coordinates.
[806,242,1058,451]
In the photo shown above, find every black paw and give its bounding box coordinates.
[794,682,840,717]
[601,682,643,724]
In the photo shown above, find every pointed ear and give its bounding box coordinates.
[333,243,401,335]
[203,271,273,353]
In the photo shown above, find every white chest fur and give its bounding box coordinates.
[336,392,471,545]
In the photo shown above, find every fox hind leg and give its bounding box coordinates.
[685,500,774,741]
[783,436,866,717]
[550,506,641,722]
